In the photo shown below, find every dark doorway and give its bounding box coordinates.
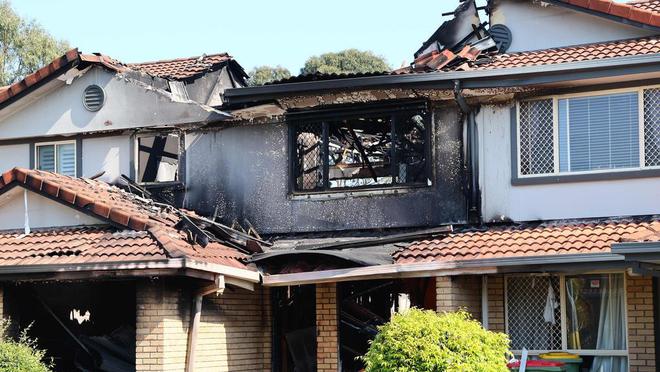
[5,281,136,372]
[338,278,436,372]
[272,285,317,372]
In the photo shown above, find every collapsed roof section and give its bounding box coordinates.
[0,168,261,282]
[0,48,247,113]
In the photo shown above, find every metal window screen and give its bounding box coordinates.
[644,88,660,167]
[294,122,324,191]
[507,276,562,351]
[519,99,554,175]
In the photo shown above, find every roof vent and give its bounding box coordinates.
[490,24,512,53]
[83,85,105,112]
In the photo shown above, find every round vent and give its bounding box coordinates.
[490,24,513,53]
[83,85,105,112]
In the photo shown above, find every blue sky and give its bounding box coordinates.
[12,0,461,73]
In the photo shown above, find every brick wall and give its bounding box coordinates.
[316,283,338,372]
[136,280,190,371]
[136,280,271,372]
[486,276,505,333]
[436,276,482,320]
[195,287,271,371]
[627,275,655,372]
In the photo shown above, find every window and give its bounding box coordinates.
[35,142,76,176]
[291,104,430,192]
[137,133,180,183]
[517,87,660,177]
[506,274,627,369]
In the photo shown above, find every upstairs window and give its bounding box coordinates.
[291,103,431,192]
[137,133,180,183]
[35,141,76,177]
[517,88,659,177]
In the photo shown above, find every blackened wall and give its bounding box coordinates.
[183,105,466,234]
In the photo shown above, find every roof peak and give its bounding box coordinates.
[128,52,231,66]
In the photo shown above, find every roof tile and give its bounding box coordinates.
[0,168,251,271]
[394,216,660,264]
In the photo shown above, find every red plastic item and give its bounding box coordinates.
[507,360,565,368]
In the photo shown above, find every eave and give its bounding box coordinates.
[224,54,660,105]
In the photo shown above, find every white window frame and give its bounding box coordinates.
[34,140,77,176]
[133,132,182,184]
[516,85,660,178]
[504,273,629,361]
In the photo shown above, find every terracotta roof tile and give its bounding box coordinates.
[475,36,660,70]
[400,36,660,74]
[0,49,235,108]
[0,168,251,271]
[0,226,166,266]
[394,216,660,264]
[562,0,660,27]
[127,53,232,81]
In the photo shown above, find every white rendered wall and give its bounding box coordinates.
[81,135,131,183]
[0,188,102,230]
[0,144,30,173]
[491,0,654,53]
[477,104,660,222]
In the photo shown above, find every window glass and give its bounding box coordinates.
[565,274,626,350]
[36,143,76,177]
[37,145,55,173]
[292,107,429,192]
[562,93,639,172]
[56,143,76,176]
[506,276,562,351]
[137,134,179,183]
[644,88,660,167]
[519,99,554,175]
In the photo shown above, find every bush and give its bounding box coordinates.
[0,321,51,372]
[362,309,511,372]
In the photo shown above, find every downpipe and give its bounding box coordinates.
[453,80,482,225]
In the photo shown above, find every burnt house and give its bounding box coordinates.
[0,0,660,371]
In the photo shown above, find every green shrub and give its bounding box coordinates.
[362,309,511,372]
[0,321,51,372]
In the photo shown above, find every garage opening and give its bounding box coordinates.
[4,281,136,372]
[338,278,436,372]
[272,285,316,372]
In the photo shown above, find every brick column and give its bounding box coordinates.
[486,276,505,333]
[436,276,482,320]
[316,283,339,372]
[627,275,655,372]
[135,280,189,372]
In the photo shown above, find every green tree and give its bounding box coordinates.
[301,49,390,75]
[362,309,511,372]
[0,320,52,372]
[247,65,291,86]
[0,0,69,86]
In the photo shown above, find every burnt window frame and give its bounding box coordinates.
[288,101,432,194]
[134,131,185,185]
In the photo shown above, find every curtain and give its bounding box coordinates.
[566,280,581,349]
[591,274,627,372]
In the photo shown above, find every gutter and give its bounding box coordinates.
[224,54,660,104]
[0,258,260,283]
[261,252,625,286]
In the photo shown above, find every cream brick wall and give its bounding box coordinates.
[436,276,482,320]
[136,280,271,372]
[627,275,655,372]
[486,276,505,333]
[136,280,189,372]
[316,283,338,372]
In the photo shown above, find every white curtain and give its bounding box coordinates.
[591,274,627,372]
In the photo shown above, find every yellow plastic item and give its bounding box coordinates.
[539,352,580,360]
